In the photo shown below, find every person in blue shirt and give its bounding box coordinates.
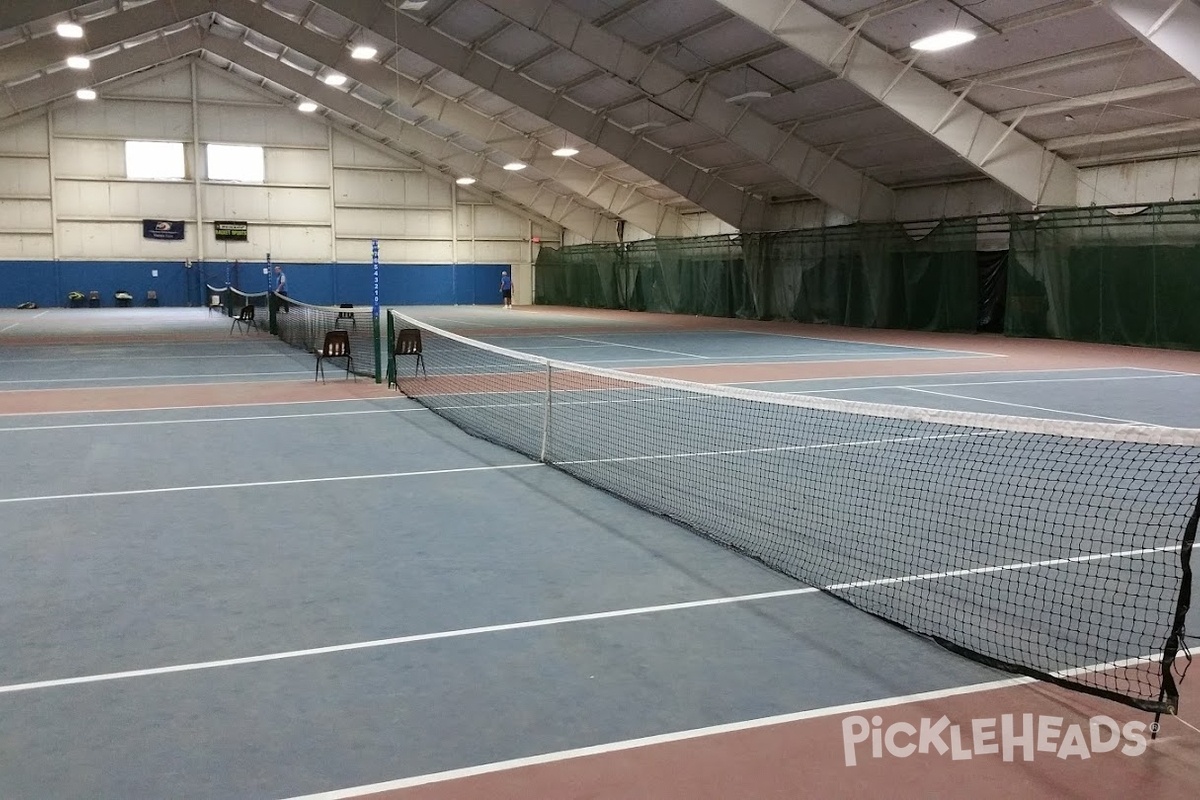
[500,270,513,309]
[274,265,290,313]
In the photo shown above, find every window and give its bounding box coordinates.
[206,144,265,183]
[125,140,185,180]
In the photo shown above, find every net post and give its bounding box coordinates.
[385,309,396,387]
[539,363,552,463]
[372,239,382,384]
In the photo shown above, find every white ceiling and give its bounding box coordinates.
[2,0,1198,235]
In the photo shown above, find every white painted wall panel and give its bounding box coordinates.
[202,184,329,222]
[266,149,328,186]
[59,221,194,258]
[264,226,331,260]
[473,240,528,263]
[0,233,53,258]
[197,69,276,104]
[352,239,454,263]
[52,139,125,178]
[0,158,50,195]
[332,132,421,169]
[54,179,194,219]
[0,199,52,229]
[53,100,191,140]
[472,205,528,238]
[1,116,49,155]
[198,105,327,148]
[1080,156,1200,205]
[112,65,192,100]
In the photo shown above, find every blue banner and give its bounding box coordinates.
[142,219,184,241]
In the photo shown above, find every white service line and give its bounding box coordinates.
[0,587,817,696]
[0,370,309,385]
[0,395,408,418]
[276,651,1176,800]
[0,462,541,505]
[0,407,425,433]
[0,309,50,333]
[729,328,1003,357]
[786,372,1197,393]
[558,334,709,359]
[728,367,1144,386]
[904,386,1163,427]
[0,353,293,363]
[0,544,1175,698]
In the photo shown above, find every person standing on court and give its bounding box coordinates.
[500,270,513,309]
[275,264,289,313]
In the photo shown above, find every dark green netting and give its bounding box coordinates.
[761,220,977,330]
[534,243,624,308]
[1008,203,1200,349]
[536,220,978,332]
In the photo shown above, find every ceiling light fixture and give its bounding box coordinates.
[57,22,84,39]
[910,29,976,51]
[297,101,318,112]
[75,88,96,100]
[502,162,526,171]
[455,177,476,185]
[551,147,579,157]
[400,1,429,10]
[351,45,377,60]
[66,55,90,70]
[726,90,771,104]
[323,73,347,86]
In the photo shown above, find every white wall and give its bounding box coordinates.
[0,60,562,304]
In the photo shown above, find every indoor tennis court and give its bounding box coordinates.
[0,305,1196,800]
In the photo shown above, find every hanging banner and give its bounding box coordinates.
[143,219,185,241]
[214,221,249,242]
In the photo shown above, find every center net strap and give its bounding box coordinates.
[387,309,1199,714]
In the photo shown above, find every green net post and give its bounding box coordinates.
[386,309,396,387]
[268,291,278,335]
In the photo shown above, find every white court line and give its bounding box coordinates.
[785,372,1197,393]
[904,387,1163,427]
[0,395,408,418]
[0,370,309,385]
[729,328,1003,358]
[0,310,50,333]
[728,367,1154,386]
[616,353,997,369]
[0,407,425,433]
[278,651,1177,800]
[0,353,292,363]
[0,546,1175,699]
[0,426,997,504]
[0,377,315,393]
[558,334,709,359]
[0,462,541,505]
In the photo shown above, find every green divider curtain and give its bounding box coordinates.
[1008,203,1200,349]
[536,221,978,332]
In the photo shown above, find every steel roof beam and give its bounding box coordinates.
[711,0,1079,207]
[1103,0,1200,83]
[314,0,769,230]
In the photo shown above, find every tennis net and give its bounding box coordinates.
[386,309,1198,714]
[270,294,379,379]
[228,287,270,331]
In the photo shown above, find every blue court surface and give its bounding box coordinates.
[0,307,1197,800]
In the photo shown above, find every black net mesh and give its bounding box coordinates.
[270,295,378,379]
[388,309,1198,714]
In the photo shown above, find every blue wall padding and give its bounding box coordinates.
[0,261,513,308]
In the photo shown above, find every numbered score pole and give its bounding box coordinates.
[372,240,382,384]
